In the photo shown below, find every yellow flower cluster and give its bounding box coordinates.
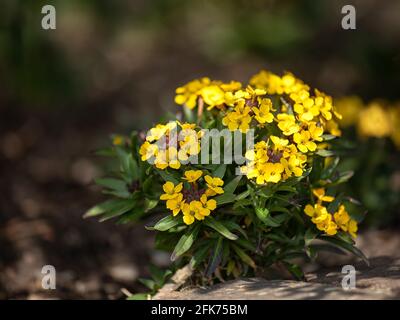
[250,70,342,137]
[336,97,400,148]
[172,70,346,185]
[241,136,307,184]
[174,77,242,110]
[159,170,224,225]
[139,121,201,170]
[304,188,358,238]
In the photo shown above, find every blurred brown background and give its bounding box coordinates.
[0,0,399,299]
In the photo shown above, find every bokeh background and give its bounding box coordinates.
[0,0,399,299]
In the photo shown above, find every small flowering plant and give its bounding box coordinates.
[86,70,367,284]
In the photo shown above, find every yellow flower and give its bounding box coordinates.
[250,70,308,95]
[348,219,358,238]
[313,188,335,203]
[112,135,124,146]
[222,111,252,133]
[292,90,319,121]
[201,85,225,110]
[154,147,181,170]
[317,215,338,236]
[323,119,342,137]
[333,205,350,231]
[183,170,203,183]
[253,162,284,184]
[220,80,242,92]
[358,103,392,138]
[205,175,224,196]
[335,96,363,127]
[293,130,317,153]
[192,194,217,218]
[166,193,185,216]
[308,122,324,141]
[178,122,197,130]
[253,98,274,124]
[178,132,201,161]
[280,155,303,178]
[182,201,202,225]
[314,90,333,121]
[139,141,158,161]
[160,181,183,200]
[277,114,300,136]
[175,77,211,109]
[304,204,337,236]
[270,135,289,150]
[146,124,168,142]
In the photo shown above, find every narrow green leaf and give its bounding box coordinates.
[231,244,256,269]
[224,175,242,194]
[95,178,127,191]
[171,225,200,261]
[151,215,181,231]
[190,244,211,269]
[127,293,149,300]
[255,208,282,227]
[84,199,133,218]
[213,164,227,179]
[320,236,369,266]
[215,193,236,206]
[316,149,335,157]
[144,199,158,213]
[138,278,156,290]
[204,217,238,240]
[205,237,224,277]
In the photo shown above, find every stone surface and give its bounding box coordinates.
[154,231,400,300]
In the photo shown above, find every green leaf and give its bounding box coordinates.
[151,215,182,231]
[157,170,180,185]
[171,225,200,261]
[205,237,224,277]
[321,134,338,141]
[127,293,149,300]
[215,193,236,206]
[213,164,227,178]
[316,149,335,157]
[320,236,369,266]
[283,262,304,280]
[144,199,158,213]
[224,175,242,194]
[116,207,145,224]
[321,157,340,180]
[231,244,256,269]
[304,227,319,246]
[331,171,354,186]
[204,217,238,240]
[83,199,134,218]
[138,278,156,290]
[95,178,127,191]
[190,244,211,269]
[235,189,251,201]
[115,147,139,181]
[236,238,256,251]
[95,147,115,157]
[98,200,137,222]
[255,208,282,227]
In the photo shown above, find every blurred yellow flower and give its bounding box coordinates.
[358,103,392,138]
